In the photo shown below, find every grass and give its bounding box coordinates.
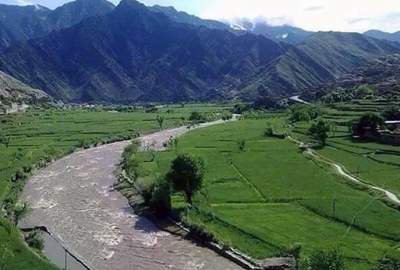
[129,117,400,270]
[0,104,228,270]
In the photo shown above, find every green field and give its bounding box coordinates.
[131,112,400,269]
[0,104,229,270]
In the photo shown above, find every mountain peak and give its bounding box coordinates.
[117,0,147,10]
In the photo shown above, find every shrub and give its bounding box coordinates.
[374,251,400,270]
[221,111,233,121]
[289,105,321,123]
[308,248,345,270]
[189,112,205,123]
[237,139,246,152]
[149,178,171,217]
[25,230,44,251]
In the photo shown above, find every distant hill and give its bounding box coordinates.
[0,71,49,110]
[364,30,400,43]
[240,32,400,99]
[0,0,114,51]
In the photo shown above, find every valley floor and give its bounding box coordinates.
[131,105,400,270]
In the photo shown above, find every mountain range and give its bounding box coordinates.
[0,0,114,51]
[364,30,400,43]
[0,0,399,103]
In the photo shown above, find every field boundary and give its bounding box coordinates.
[230,163,267,202]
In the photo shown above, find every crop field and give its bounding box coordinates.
[134,116,400,270]
[0,104,228,270]
[292,100,400,198]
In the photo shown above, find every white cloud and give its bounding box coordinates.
[15,0,33,5]
[199,0,400,33]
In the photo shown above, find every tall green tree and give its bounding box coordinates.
[353,113,384,138]
[166,154,205,204]
[308,120,330,146]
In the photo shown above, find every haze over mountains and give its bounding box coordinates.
[0,0,400,103]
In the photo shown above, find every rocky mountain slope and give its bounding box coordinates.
[0,71,49,108]
[320,54,400,99]
[240,32,400,99]
[0,0,114,51]
[0,0,399,103]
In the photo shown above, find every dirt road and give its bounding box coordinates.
[20,120,242,270]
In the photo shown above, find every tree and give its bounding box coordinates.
[156,115,165,130]
[166,154,205,204]
[289,105,321,123]
[353,113,384,139]
[308,120,330,146]
[308,248,345,270]
[189,112,205,123]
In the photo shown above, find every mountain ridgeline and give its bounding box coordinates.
[0,0,399,103]
[0,0,114,51]
[0,0,287,102]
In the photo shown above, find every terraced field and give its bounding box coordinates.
[133,112,400,270]
[0,104,229,270]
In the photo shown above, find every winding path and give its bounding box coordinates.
[20,119,242,270]
[305,148,400,205]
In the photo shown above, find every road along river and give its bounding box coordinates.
[20,119,243,270]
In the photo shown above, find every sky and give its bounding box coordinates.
[2,0,400,33]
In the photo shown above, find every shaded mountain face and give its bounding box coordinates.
[0,0,114,51]
[0,0,399,103]
[0,71,49,106]
[364,30,400,43]
[0,0,286,103]
[240,32,400,99]
[150,5,230,30]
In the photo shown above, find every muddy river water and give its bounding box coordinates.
[20,123,242,270]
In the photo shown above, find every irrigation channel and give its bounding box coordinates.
[20,118,243,270]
